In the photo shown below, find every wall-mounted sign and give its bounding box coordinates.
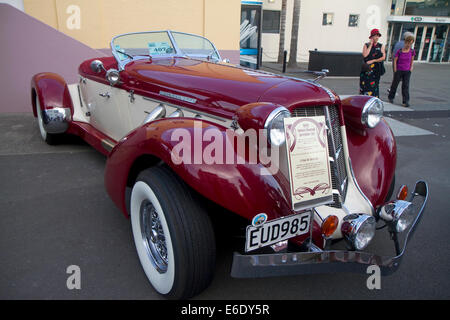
[388,15,450,24]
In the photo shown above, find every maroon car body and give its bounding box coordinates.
[31,31,427,299]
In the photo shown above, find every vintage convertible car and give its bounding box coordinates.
[31,31,428,299]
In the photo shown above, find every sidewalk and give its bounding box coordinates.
[261,61,450,112]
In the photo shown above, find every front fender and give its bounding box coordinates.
[105,118,294,220]
[346,118,397,208]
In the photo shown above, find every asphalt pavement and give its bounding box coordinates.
[0,63,449,300]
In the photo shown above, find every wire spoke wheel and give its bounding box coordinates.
[140,199,168,273]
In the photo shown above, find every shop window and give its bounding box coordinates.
[262,10,281,33]
[322,13,334,26]
[348,14,359,27]
[405,0,449,17]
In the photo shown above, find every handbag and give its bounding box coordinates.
[380,61,386,76]
[361,59,370,72]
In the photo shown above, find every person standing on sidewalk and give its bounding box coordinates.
[388,34,415,107]
[392,31,414,60]
[360,29,386,98]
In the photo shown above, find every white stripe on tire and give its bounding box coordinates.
[130,181,175,295]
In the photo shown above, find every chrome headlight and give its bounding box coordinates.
[341,214,376,251]
[361,97,384,128]
[378,200,414,233]
[264,107,290,146]
[106,69,120,86]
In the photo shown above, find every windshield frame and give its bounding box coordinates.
[110,30,222,70]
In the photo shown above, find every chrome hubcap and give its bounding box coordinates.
[140,199,168,273]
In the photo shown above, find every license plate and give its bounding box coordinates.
[245,212,311,252]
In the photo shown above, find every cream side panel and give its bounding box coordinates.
[82,79,132,141]
[129,93,233,129]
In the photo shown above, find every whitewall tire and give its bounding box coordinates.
[130,166,216,299]
[35,97,58,145]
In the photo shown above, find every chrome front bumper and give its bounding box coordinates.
[231,181,428,278]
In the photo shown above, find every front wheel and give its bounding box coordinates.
[130,166,216,299]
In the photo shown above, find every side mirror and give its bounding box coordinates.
[90,60,105,73]
[106,69,120,86]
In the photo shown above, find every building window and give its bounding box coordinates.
[405,0,450,17]
[348,14,359,27]
[262,10,281,33]
[322,13,334,26]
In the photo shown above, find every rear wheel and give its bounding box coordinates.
[130,166,216,299]
[35,97,59,145]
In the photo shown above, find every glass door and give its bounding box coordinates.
[240,4,262,69]
[420,26,434,61]
[431,25,448,62]
[443,26,450,62]
[414,26,424,61]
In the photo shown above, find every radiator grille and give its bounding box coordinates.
[291,105,348,208]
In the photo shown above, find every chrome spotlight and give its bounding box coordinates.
[378,200,414,233]
[341,214,376,251]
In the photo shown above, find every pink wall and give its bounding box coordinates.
[0,4,106,113]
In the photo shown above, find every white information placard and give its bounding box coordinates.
[284,116,333,210]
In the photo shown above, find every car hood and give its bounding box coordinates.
[125,57,337,118]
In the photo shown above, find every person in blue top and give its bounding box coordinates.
[392,31,414,59]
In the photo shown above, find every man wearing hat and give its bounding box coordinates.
[360,28,386,97]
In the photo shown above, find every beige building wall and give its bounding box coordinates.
[23,0,240,50]
[262,0,391,62]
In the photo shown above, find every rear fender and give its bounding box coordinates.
[31,73,73,133]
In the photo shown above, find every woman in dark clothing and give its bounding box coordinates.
[360,29,386,97]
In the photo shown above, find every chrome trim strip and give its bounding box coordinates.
[324,106,342,195]
[141,96,228,123]
[101,139,115,153]
[77,84,83,107]
[143,104,166,125]
[348,157,375,216]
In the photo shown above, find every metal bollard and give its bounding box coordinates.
[282,50,287,73]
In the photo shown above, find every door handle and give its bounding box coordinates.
[99,92,110,98]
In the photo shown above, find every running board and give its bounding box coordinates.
[67,121,117,156]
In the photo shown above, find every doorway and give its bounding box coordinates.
[415,25,449,62]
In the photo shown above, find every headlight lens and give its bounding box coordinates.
[361,97,384,128]
[396,205,414,232]
[106,69,120,86]
[379,200,414,233]
[341,214,376,251]
[264,107,290,146]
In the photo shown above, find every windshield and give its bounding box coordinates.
[111,31,221,69]
[171,32,220,60]
[112,31,175,60]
